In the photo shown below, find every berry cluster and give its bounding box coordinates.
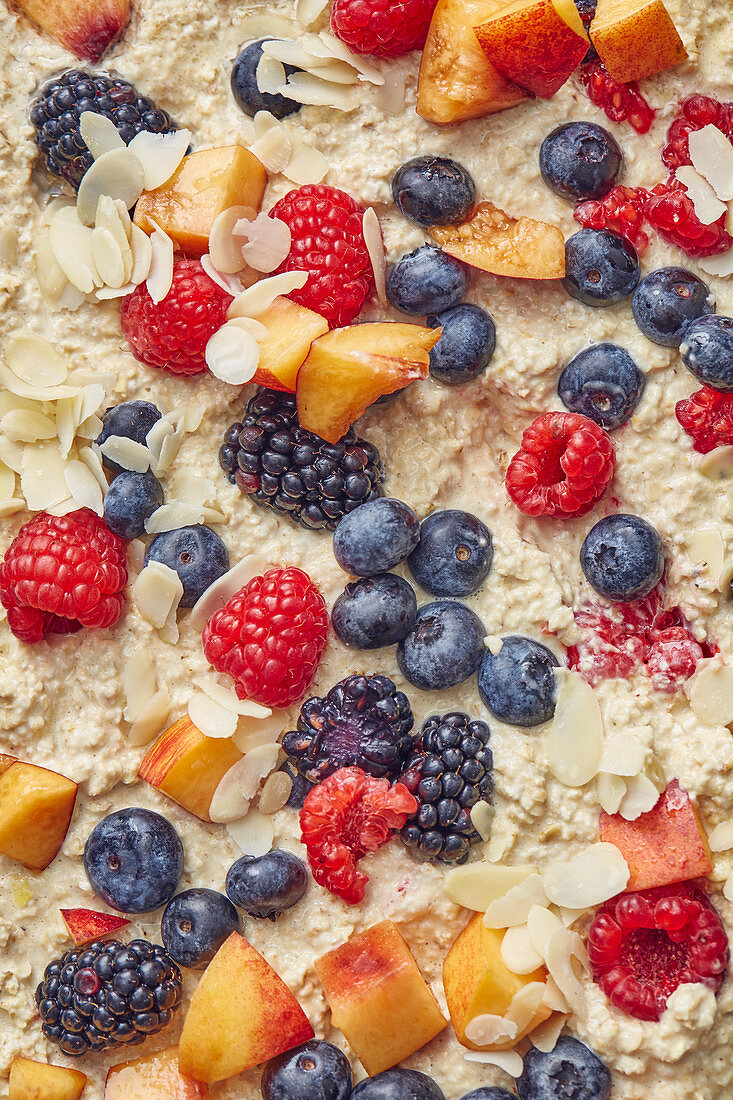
[662,94,733,171]
[578,62,656,134]
[676,387,733,453]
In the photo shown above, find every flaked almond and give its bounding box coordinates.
[530,1012,567,1053]
[195,675,271,719]
[506,982,547,1034]
[144,502,209,534]
[688,125,733,202]
[79,112,126,158]
[526,905,564,962]
[0,360,79,403]
[708,820,733,852]
[0,409,56,443]
[687,527,725,589]
[128,128,192,191]
[261,36,328,70]
[209,205,257,274]
[676,165,727,225]
[699,250,733,277]
[233,710,288,753]
[599,734,647,778]
[470,801,493,841]
[256,54,288,95]
[374,70,407,115]
[99,435,151,472]
[0,499,24,518]
[171,473,215,508]
[35,230,69,305]
[295,0,330,27]
[190,551,272,630]
[311,30,385,84]
[228,270,308,318]
[500,924,544,976]
[548,669,602,788]
[249,120,292,172]
[689,661,733,727]
[464,1014,517,1048]
[445,863,538,912]
[484,873,548,929]
[200,254,244,297]
[543,843,629,909]
[122,648,157,723]
[96,195,133,282]
[128,691,172,747]
[596,771,627,815]
[91,226,127,288]
[544,927,588,1016]
[188,692,239,740]
[237,213,292,273]
[260,770,293,814]
[205,321,261,385]
[20,441,69,512]
[277,72,359,111]
[77,148,145,227]
[4,332,68,388]
[698,445,733,480]
[49,206,100,294]
[228,808,274,856]
[238,743,281,801]
[463,1050,524,1077]
[133,560,183,629]
[147,224,175,304]
[618,772,661,820]
[64,458,104,515]
[78,445,108,493]
[284,139,328,185]
[363,208,387,307]
[0,462,15,499]
[130,223,153,285]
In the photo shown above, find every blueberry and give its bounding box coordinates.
[96,400,162,476]
[262,1040,353,1100]
[279,760,315,809]
[478,636,559,727]
[558,343,645,430]
[580,513,665,601]
[333,498,420,577]
[386,245,469,316]
[680,314,733,389]
[459,1091,517,1100]
[351,1068,445,1100]
[397,601,486,691]
[161,888,239,969]
[84,808,184,914]
[225,849,308,920]
[231,39,302,120]
[391,155,476,228]
[145,525,229,607]
[332,573,418,649]
[632,267,714,347]
[540,121,623,202]
[517,1036,611,1100]
[103,471,164,539]
[563,229,640,307]
[427,304,496,386]
[407,510,493,597]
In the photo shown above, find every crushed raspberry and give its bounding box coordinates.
[0,509,127,644]
[676,387,733,453]
[662,95,733,170]
[120,258,232,376]
[300,766,417,904]
[646,627,704,692]
[644,179,733,259]
[505,412,615,519]
[202,567,328,708]
[578,62,656,134]
[588,882,729,1021]
[575,186,650,255]
[331,0,437,58]
[269,185,374,328]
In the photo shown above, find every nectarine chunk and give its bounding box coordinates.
[589,0,687,84]
[138,716,243,822]
[0,762,77,872]
[253,296,330,392]
[105,1046,208,1099]
[314,920,447,1076]
[13,0,129,63]
[431,201,565,280]
[9,1056,87,1100]
[61,908,130,947]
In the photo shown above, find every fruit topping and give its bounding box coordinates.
[562,228,640,307]
[145,525,229,608]
[96,400,162,474]
[300,766,417,904]
[330,0,438,58]
[392,155,476,228]
[60,908,130,947]
[333,497,420,576]
[84,807,184,913]
[397,601,486,691]
[225,850,309,920]
[580,514,665,602]
[677,386,733,453]
[15,0,129,63]
[105,1046,208,1100]
[407,509,493,597]
[517,1037,611,1100]
[353,1070,446,1100]
[161,888,240,969]
[680,315,733,391]
[574,185,650,255]
[578,61,656,134]
[252,296,329,394]
[643,180,733,258]
[332,573,418,650]
[588,881,729,1021]
[0,760,78,872]
[430,201,565,280]
[632,267,714,347]
[9,1057,87,1100]
[558,342,645,430]
[662,95,733,171]
[400,711,493,864]
[386,245,469,316]
[231,38,303,120]
[478,635,560,727]
[540,121,623,202]
[202,566,328,708]
[0,508,127,644]
[35,939,183,1055]
[588,0,687,83]
[427,303,497,386]
[103,470,164,539]
[262,1041,353,1100]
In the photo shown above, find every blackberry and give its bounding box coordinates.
[219,390,384,531]
[282,674,415,784]
[35,939,182,1057]
[400,712,493,864]
[30,69,177,190]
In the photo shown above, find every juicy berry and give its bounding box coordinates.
[632,267,714,347]
[144,524,229,608]
[333,497,420,576]
[580,514,665,602]
[680,315,733,390]
[578,61,655,134]
[407,509,493,597]
[386,245,469,316]
[391,155,476,227]
[103,471,164,539]
[563,228,640,307]
[351,1069,445,1100]
[427,303,496,386]
[676,386,733,452]
[202,567,328,708]
[479,636,559,727]
[539,121,623,202]
[226,849,308,920]
[574,185,650,255]
[517,1037,611,1100]
[558,343,645,430]
[331,573,418,649]
[644,179,733,258]
[662,94,733,171]
[161,888,240,969]
[96,400,162,476]
[83,808,184,914]
[231,39,302,120]
[331,0,438,58]
[262,1041,353,1100]
[460,1092,516,1100]
[397,600,486,691]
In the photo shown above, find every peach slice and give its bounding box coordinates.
[61,908,130,947]
[474,0,589,99]
[431,201,565,280]
[589,0,687,84]
[599,779,712,892]
[105,1046,208,1099]
[296,322,439,444]
[12,0,129,62]
[314,920,447,1076]
[134,147,267,257]
[138,716,243,823]
[179,932,314,1083]
[9,1056,87,1100]
[417,0,527,125]
[253,296,330,392]
[0,762,77,872]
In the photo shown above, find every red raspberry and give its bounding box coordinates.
[269,185,374,327]
[300,766,417,904]
[644,179,733,258]
[676,386,733,453]
[646,627,704,692]
[578,62,656,134]
[505,412,615,519]
[588,882,729,1021]
[574,186,650,255]
[120,258,232,376]
[202,567,328,708]
[662,95,733,170]
[0,509,127,644]
[331,0,437,57]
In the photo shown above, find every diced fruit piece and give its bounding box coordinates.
[296,323,439,444]
[178,932,314,1083]
[61,908,130,947]
[253,297,330,392]
[442,913,551,1050]
[589,0,687,84]
[9,1057,86,1100]
[431,202,565,280]
[314,920,447,1075]
[138,716,243,823]
[474,0,589,100]
[12,0,129,63]
[599,779,712,892]
[134,147,267,257]
[105,1046,209,1099]
[0,762,77,872]
[417,0,527,125]
[0,754,17,776]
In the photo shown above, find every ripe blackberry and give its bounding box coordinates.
[219,390,384,531]
[400,712,493,864]
[35,939,182,1057]
[282,674,416,784]
[30,69,177,189]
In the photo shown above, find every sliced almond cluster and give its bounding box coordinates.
[258,30,385,110]
[122,647,172,747]
[686,527,726,592]
[248,110,329,186]
[595,729,666,819]
[99,402,205,489]
[675,125,733,277]
[132,560,184,642]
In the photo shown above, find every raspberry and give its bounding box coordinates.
[646,627,704,692]
[0,509,127,644]
[331,0,437,57]
[574,186,650,255]
[644,179,733,259]
[662,95,733,170]
[269,185,374,327]
[120,258,232,376]
[676,386,733,453]
[579,62,656,134]
[299,766,417,904]
[202,567,328,708]
[505,412,615,518]
[588,882,729,1021]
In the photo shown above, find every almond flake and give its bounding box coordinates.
[147,224,175,304]
[239,14,297,40]
[484,873,548,929]
[542,974,570,1012]
[545,927,588,1016]
[256,54,288,95]
[676,165,727,225]
[312,31,385,84]
[0,437,24,474]
[64,459,104,515]
[295,0,330,28]
[233,710,288,753]
[188,692,239,739]
[153,428,186,476]
[4,332,68,388]
[35,230,69,305]
[133,561,183,629]
[195,675,271,718]
[236,214,292,273]
[128,690,172,747]
[506,982,547,1034]
[128,129,191,191]
[96,284,135,300]
[259,770,293,814]
[77,413,104,440]
[261,37,329,69]
[596,771,627,814]
[548,669,602,788]
[77,148,145,227]
[122,648,157,723]
[95,195,133,282]
[21,442,69,511]
[126,224,152,287]
[0,462,15,499]
[145,418,175,466]
[599,733,647,777]
[183,403,206,432]
[308,58,361,84]
[526,905,564,962]
[688,125,733,202]
[250,126,294,175]
[500,924,544,975]
[698,445,733,480]
[171,473,215,507]
[78,445,108,492]
[464,1014,517,1047]
[0,409,56,443]
[724,872,733,903]
[209,205,257,274]
[144,502,207,534]
[0,360,80,403]
[530,1013,567,1053]
[189,552,272,631]
[210,758,251,823]
[363,208,387,307]
[470,801,493,841]
[49,206,100,294]
[99,435,151,473]
[689,661,733,726]
[79,112,125,158]
[91,226,127,288]
[687,527,725,588]
[463,1050,524,1077]
[228,270,308,319]
[618,772,661,820]
[374,70,407,115]
[205,321,260,385]
[228,809,274,856]
[277,72,359,111]
[699,250,733,277]
[237,742,281,801]
[543,843,629,909]
[200,254,244,297]
[445,863,538,912]
[708,820,733,852]
[284,139,329,186]
[0,498,24,518]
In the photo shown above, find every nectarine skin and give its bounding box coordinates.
[9,1056,87,1100]
[13,0,130,63]
[253,296,329,392]
[590,0,687,83]
[61,907,130,947]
